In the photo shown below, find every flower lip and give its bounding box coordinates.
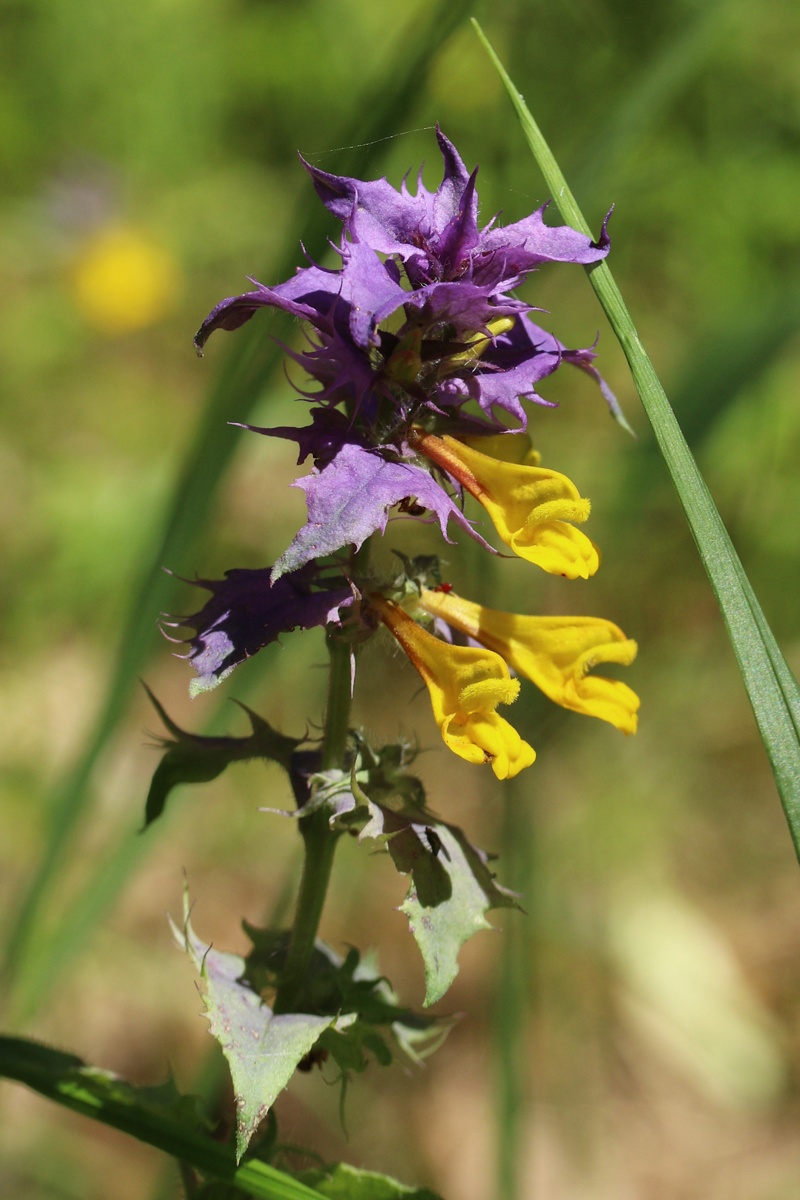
[419,587,639,735]
[408,430,600,579]
[370,593,536,779]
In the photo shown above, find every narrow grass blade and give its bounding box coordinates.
[492,791,531,1200]
[3,0,476,1003]
[0,1036,325,1200]
[473,21,800,854]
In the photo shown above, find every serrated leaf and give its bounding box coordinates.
[297,1162,443,1200]
[143,686,303,827]
[240,927,447,1068]
[389,822,518,1007]
[174,908,355,1162]
[345,750,517,1005]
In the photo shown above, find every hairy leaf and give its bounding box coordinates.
[174,907,354,1162]
[390,822,519,1007]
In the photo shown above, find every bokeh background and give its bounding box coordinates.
[2,0,800,1197]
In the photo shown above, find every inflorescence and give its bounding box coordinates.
[171,127,639,778]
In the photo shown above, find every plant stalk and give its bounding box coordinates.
[274,631,352,1012]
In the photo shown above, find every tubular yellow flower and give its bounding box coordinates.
[457,430,541,467]
[370,594,536,778]
[420,588,639,735]
[409,430,599,579]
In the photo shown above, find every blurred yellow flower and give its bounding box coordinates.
[409,430,599,579]
[371,594,536,779]
[70,225,181,334]
[420,587,639,734]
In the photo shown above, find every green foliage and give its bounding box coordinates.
[0,1036,325,1200]
[176,905,357,1162]
[391,823,519,1007]
[177,893,452,1160]
[241,931,450,1067]
[294,736,519,1006]
[143,685,302,827]
[0,1034,447,1197]
[297,1163,443,1200]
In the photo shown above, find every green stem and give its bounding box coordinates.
[274,632,353,1012]
[320,631,354,772]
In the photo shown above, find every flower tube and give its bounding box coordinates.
[419,588,639,734]
[370,594,536,778]
[409,430,599,579]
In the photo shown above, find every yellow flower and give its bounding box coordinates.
[71,224,181,334]
[370,594,536,778]
[409,430,599,579]
[457,430,541,467]
[420,588,639,734]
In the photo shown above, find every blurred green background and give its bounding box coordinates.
[2,0,800,1197]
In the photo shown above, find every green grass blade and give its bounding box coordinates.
[0,1036,325,1200]
[3,0,476,1005]
[473,20,800,854]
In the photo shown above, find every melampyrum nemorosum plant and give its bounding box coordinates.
[148,127,639,1171]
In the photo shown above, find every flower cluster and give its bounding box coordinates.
[178,129,638,774]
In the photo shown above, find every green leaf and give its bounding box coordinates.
[473,19,800,859]
[317,1021,392,1074]
[297,1163,443,1200]
[240,928,449,1069]
[143,685,303,827]
[324,739,518,1006]
[390,821,519,1007]
[0,1035,326,1200]
[272,736,426,836]
[175,907,355,1162]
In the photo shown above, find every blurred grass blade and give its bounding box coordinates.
[568,0,733,198]
[3,0,476,1007]
[492,788,532,1200]
[0,1036,325,1200]
[473,21,800,854]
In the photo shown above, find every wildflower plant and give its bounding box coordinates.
[144,126,639,1176]
[4,20,800,1200]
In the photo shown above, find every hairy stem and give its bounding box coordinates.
[274,631,352,1012]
